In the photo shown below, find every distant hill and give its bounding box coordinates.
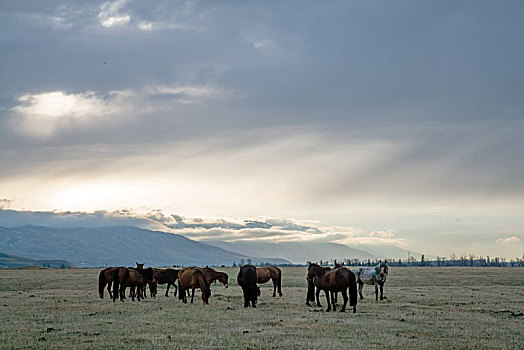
[205,240,376,264]
[0,226,290,267]
[0,251,74,268]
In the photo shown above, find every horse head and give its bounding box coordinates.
[375,261,388,281]
[136,262,144,269]
[306,262,322,282]
[142,267,155,282]
[220,272,229,288]
[149,280,158,296]
[202,286,211,304]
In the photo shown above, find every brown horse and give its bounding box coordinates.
[112,267,154,302]
[178,268,211,304]
[305,263,342,306]
[133,263,155,298]
[199,267,229,287]
[256,265,282,297]
[152,268,179,297]
[98,267,118,299]
[183,267,229,298]
[306,262,358,313]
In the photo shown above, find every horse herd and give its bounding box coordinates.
[98,261,388,313]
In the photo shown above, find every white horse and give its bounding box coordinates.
[352,261,388,301]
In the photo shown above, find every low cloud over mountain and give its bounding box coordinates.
[0,209,412,263]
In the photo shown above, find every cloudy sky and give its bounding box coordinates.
[1,0,523,258]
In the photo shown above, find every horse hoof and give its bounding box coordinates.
[340,310,346,313]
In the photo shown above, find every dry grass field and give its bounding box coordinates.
[1,266,523,349]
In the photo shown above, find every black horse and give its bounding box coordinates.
[237,265,260,308]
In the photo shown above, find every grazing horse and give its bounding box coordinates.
[256,265,282,297]
[112,267,154,302]
[353,261,388,301]
[178,268,211,304]
[307,263,358,313]
[199,267,229,288]
[184,267,229,298]
[152,268,179,297]
[237,265,260,308]
[98,267,118,299]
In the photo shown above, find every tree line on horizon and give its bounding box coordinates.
[229,253,524,268]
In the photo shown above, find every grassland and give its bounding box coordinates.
[0,266,523,349]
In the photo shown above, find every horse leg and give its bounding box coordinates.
[316,287,322,308]
[165,283,170,297]
[243,288,249,308]
[340,289,348,312]
[191,287,195,303]
[374,281,379,301]
[334,291,338,305]
[331,292,336,312]
[173,284,177,297]
[325,290,331,312]
[107,282,113,299]
[272,279,277,297]
[379,282,384,300]
[358,281,364,300]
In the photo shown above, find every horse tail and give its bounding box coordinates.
[98,270,106,299]
[112,268,120,302]
[347,269,358,308]
[277,269,282,294]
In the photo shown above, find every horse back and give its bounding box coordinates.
[321,267,354,292]
[238,265,257,287]
[353,267,377,285]
[179,268,207,290]
[102,267,117,282]
[155,268,178,284]
[256,267,273,283]
[124,269,144,287]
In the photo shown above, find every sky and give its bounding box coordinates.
[1,0,523,259]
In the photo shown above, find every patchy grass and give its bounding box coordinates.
[0,267,523,349]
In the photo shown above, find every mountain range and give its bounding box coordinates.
[0,225,290,267]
